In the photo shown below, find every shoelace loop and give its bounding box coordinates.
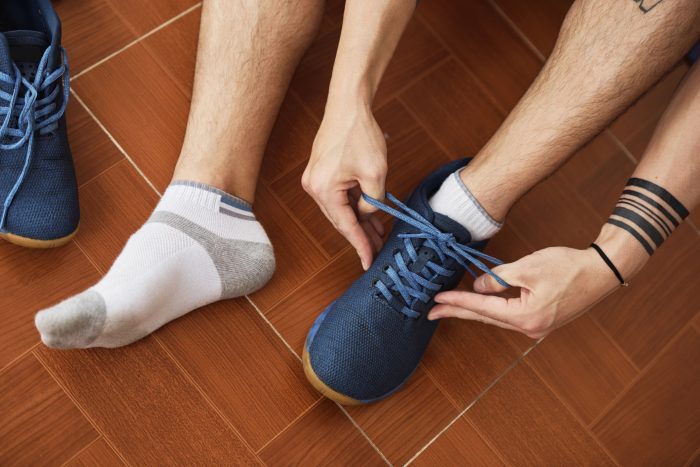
[362,193,508,319]
[0,45,70,230]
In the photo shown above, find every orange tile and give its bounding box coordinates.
[258,399,385,466]
[0,353,98,465]
[346,367,458,465]
[412,417,504,466]
[401,59,504,157]
[140,7,201,97]
[289,29,339,119]
[374,99,421,142]
[260,92,320,184]
[0,242,99,369]
[76,160,159,272]
[67,439,124,467]
[105,0,199,35]
[417,0,542,110]
[66,101,124,187]
[324,0,345,26]
[466,362,613,465]
[73,43,189,191]
[524,314,638,424]
[493,0,572,57]
[248,184,328,312]
[156,298,319,450]
[592,223,700,367]
[56,0,136,74]
[35,337,259,464]
[267,248,362,355]
[593,327,700,465]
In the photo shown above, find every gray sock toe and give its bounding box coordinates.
[34,290,107,349]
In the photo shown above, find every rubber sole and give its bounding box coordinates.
[302,348,362,406]
[0,225,78,249]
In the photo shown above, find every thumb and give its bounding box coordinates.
[356,174,386,219]
[473,263,518,293]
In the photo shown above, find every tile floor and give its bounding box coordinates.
[1,0,699,465]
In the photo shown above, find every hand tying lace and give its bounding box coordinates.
[0,45,70,229]
[362,193,508,318]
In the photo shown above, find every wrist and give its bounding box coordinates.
[593,223,650,283]
[326,74,374,113]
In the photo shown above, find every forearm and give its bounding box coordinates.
[594,61,700,282]
[463,0,700,221]
[325,0,415,111]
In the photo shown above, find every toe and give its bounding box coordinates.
[35,290,107,349]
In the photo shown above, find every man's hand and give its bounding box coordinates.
[428,246,621,339]
[302,105,387,270]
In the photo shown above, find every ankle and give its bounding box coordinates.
[459,163,513,222]
[170,169,256,206]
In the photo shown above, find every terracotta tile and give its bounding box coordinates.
[506,174,601,250]
[73,43,189,192]
[267,248,361,355]
[466,362,613,465]
[610,63,689,159]
[67,439,124,467]
[56,0,136,74]
[105,0,199,36]
[412,417,504,466]
[259,399,385,466]
[592,223,700,367]
[375,99,420,142]
[0,353,98,466]
[593,327,700,465]
[76,161,159,272]
[417,0,542,110]
[66,100,124,187]
[289,29,339,119]
[157,298,319,450]
[373,19,449,107]
[694,312,700,333]
[141,7,201,97]
[34,337,259,465]
[248,184,328,311]
[0,242,99,369]
[401,59,504,157]
[558,134,636,221]
[346,367,458,465]
[324,0,345,26]
[493,0,572,57]
[260,92,319,184]
[524,314,638,424]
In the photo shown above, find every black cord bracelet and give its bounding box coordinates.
[590,243,629,287]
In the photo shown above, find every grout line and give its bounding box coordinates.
[0,342,40,376]
[254,397,323,455]
[403,340,539,466]
[152,335,264,462]
[604,129,640,165]
[71,3,203,81]
[32,349,133,467]
[243,295,391,465]
[487,0,546,62]
[70,90,162,197]
[76,159,123,190]
[60,436,101,467]
[589,314,641,373]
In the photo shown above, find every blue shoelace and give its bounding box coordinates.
[362,193,508,319]
[0,45,70,230]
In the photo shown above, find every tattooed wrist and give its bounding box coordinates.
[607,178,688,255]
[632,0,664,14]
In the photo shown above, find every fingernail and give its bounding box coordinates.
[428,313,440,321]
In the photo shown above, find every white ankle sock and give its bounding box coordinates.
[35,180,275,349]
[429,170,502,241]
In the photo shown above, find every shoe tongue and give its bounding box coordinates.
[0,33,13,76]
[3,30,52,80]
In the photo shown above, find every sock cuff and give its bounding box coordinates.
[452,170,502,229]
[167,180,253,212]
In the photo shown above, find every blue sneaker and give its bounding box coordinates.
[302,158,507,405]
[0,0,77,248]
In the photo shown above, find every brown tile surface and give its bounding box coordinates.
[34,338,259,464]
[466,362,614,465]
[105,0,199,35]
[593,326,700,465]
[259,399,385,466]
[494,0,572,57]
[0,242,99,369]
[412,417,504,466]
[0,354,98,466]
[157,298,319,450]
[67,439,124,467]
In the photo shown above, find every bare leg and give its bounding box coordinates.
[173,0,325,203]
[461,0,700,220]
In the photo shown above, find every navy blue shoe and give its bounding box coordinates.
[0,0,78,248]
[303,159,507,405]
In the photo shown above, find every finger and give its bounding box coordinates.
[360,218,384,253]
[428,305,522,332]
[435,290,521,325]
[369,214,385,237]
[356,173,386,219]
[331,204,375,270]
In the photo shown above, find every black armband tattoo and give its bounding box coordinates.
[632,0,664,13]
[607,178,688,255]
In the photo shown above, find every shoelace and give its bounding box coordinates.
[362,193,508,319]
[0,45,70,230]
